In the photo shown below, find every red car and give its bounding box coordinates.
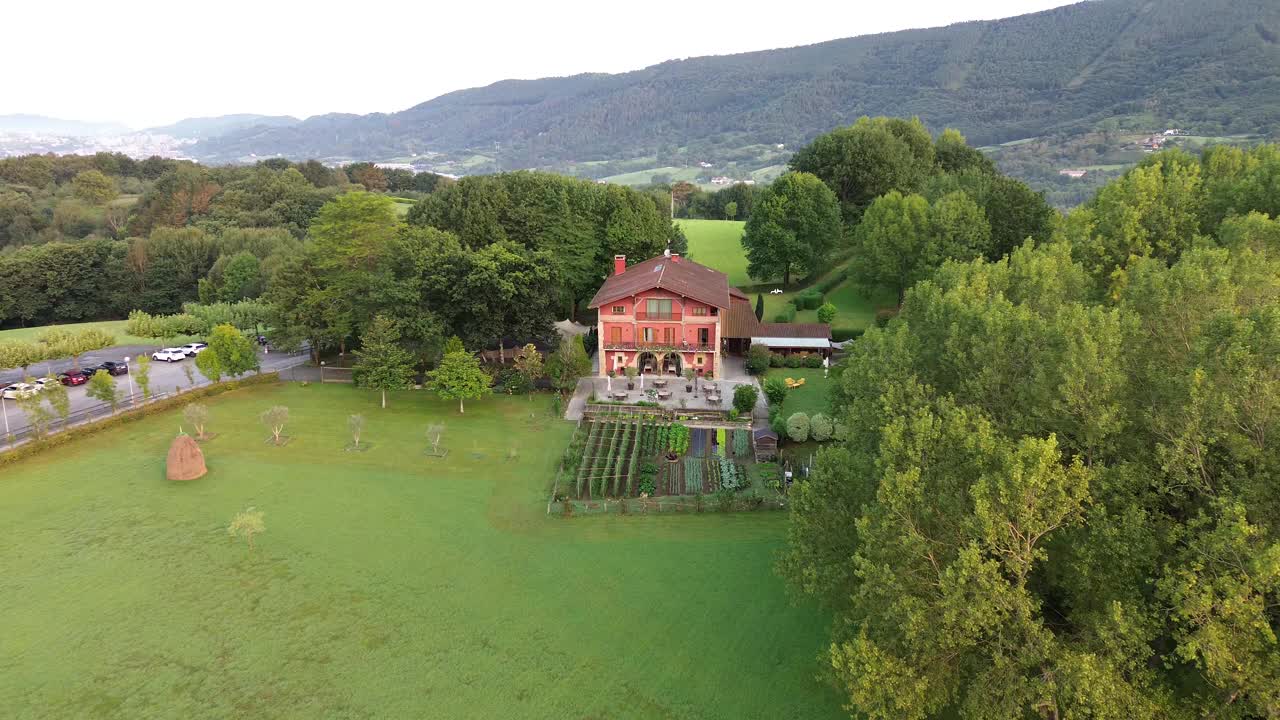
[58,370,89,386]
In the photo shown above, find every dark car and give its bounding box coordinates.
[92,361,129,376]
[58,370,89,386]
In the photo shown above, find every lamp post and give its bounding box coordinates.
[320,361,325,384]
[123,357,136,405]
[1,396,9,445]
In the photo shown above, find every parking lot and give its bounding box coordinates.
[1,344,310,441]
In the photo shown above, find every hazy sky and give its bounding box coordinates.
[4,0,1078,129]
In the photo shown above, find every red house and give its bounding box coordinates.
[588,251,746,378]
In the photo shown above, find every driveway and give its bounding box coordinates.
[0,346,309,441]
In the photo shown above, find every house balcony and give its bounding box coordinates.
[602,340,716,353]
[634,310,682,321]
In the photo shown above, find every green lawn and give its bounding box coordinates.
[678,218,755,287]
[0,319,197,347]
[762,277,896,335]
[769,368,834,417]
[0,383,843,719]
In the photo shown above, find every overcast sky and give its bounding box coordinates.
[3,0,1078,129]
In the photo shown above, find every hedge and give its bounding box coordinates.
[831,328,865,342]
[0,372,281,466]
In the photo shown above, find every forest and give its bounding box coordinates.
[781,140,1280,718]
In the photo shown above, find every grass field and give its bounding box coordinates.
[678,219,754,287]
[0,319,197,347]
[769,368,834,418]
[0,384,843,719]
[762,276,896,335]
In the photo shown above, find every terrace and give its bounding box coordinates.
[599,340,716,352]
[582,372,763,418]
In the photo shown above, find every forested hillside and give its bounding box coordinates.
[196,0,1280,169]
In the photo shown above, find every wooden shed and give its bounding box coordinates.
[753,426,779,462]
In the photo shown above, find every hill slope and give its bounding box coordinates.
[146,114,300,139]
[195,0,1280,167]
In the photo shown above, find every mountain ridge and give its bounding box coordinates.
[184,0,1280,169]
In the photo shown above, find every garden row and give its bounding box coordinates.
[561,417,753,499]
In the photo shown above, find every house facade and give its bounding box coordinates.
[589,252,745,378]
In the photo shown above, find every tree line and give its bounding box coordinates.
[782,141,1280,718]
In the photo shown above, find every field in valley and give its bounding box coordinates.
[0,319,197,348]
[0,383,844,719]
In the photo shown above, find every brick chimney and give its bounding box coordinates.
[614,255,626,275]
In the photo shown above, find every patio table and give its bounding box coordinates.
[612,391,628,400]
[652,379,668,389]
[657,390,672,400]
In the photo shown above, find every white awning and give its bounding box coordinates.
[750,337,831,349]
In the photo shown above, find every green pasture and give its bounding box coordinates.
[678,219,753,286]
[769,368,834,418]
[0,384,842,719]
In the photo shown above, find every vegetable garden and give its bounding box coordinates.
[559,417,756,499]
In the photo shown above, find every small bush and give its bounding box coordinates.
[745,345,771,375]
[875,308,896,328]
[769,353,786,367]
[817,302,837,324]
[796,290,824,310]
[786,412,810,442]
[785,354,803,368]
[803,354,823,368]
[733,384,760,415]
[810,413,834,441]
[763,376,788,405]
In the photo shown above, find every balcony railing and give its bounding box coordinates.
[601,340,715,353]
[634,310,682,321]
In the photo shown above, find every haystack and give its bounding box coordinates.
[166,434,207,481]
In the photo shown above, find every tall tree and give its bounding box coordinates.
[352,315,415,408]
[741,172,842,287]
[850,190,930,305]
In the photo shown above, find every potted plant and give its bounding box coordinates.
[683,367,695,392]
[625,365,638,390]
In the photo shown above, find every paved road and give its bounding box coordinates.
[0,345,309,439]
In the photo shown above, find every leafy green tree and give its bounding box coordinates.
[194,347,223,384]
[14,378,56,437]
[352,315,415,408]
[850,190,930,305]
[790,116,936,224]
[925,191,992,267]
[513,343,544,393]
[71,169,118,205]
[206,323,259,377]
[260,406,289,445]
[427,349,491,413]
[183,403,209,439]
[724,201,738,220]
[733,383,759,415]
[86,369,120,413]
[217,251,262,302]
[742,172,842,287]
[546,334,590,396]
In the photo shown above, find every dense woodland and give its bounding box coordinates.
[196,0,1279,173]
[0,155,670,354]
[781,140,1280,718]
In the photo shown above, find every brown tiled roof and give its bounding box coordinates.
[722,297,762,339]
[588,254,731,309]
[728,285,748,301]
[756,323,831,339]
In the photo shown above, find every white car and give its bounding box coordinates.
[152,348,188,362]
[2,382,42,400]
[180,342,208,356]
